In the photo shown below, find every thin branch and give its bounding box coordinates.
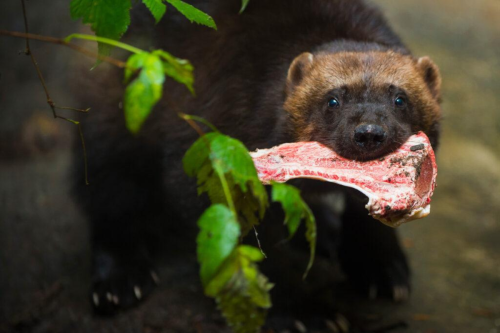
[20,0,29,54]
[253,226,267,258]
[65,33,144,55]
[0,29,128,69]
[179,113,220,133]
[19,0,89,184]
[20,0,55,118]
[77,122,89,185]
[54,106,90,113]
[178,112,206,137]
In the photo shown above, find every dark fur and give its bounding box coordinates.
[72,0,441,317]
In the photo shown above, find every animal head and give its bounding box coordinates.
[284,50,441,160]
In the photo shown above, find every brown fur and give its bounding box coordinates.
[284,50,441,160]
[286,51,441,131]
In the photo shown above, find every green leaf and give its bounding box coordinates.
[205,245,273,333]
[183,132,268,235]
[154,50,195,94]
[142,0,167,24]
[70,0,131,56]
[124,53,147,83]
[124,53,165,134]
[197,204,241,287]
[240,0,250,13]
[183,132,217,177]
[272,182,317,278]
[165,0,217,30]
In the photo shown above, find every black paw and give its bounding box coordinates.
[344,254,410,302]
[91,251,159,315]
[266,313,350,333]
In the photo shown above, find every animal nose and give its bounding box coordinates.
[354,124,386,148]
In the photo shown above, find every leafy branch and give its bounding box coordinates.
[70,0,217,57]
[0,28,196,135]
[5,1,317,332]
[183,119,317,332]
[0,30,129,68]
[68,0,215,134]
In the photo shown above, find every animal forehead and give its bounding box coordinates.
[310,51,420,89]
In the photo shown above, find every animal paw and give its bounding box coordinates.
[351,256,410,302]
[340,244,411,303]
[90,251,159,315]
[266,313,350,333]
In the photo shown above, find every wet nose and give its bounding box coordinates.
[354,124,387,148]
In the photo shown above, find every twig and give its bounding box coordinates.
[253,226,267,258]
[173,101,240,217]
[19,0,90,184]
[65,33,144,55]
[0,29,128,69]
[55,105,90,113]
[179,113,220,133]
[178,112,206,137]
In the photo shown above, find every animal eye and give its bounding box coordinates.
[328,98,340,108]
[395,96,406,107]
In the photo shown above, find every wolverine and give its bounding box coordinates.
[73,0,442,317]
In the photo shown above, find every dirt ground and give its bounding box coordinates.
[1,0,499,332]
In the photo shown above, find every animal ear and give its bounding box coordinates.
[286,52,314,94]
[416,56,441,100]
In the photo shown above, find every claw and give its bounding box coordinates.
[294,320,307,333]
[325,320,340,333]
[92,292,99,307]
[325,314,350,333]
[134,285,142,300]
[151,270,160,285]
[335,314,350,332]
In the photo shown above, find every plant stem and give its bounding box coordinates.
[18,0,90,184]
[179,113,220,133]
[64,33,145,54]
[215,163,236,214]
[0,30,127,68]
[178,113,206,137]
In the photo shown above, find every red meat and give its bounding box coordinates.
[250,132,437,227]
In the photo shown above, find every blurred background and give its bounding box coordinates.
[0,0,499,332]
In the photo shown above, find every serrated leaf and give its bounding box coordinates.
[209,136,268,233]
[154,50,195,94]
[205,245,273,333]
[165,0,217,30]
[183,132,217,177]
[197,204,240,287]
[240,0,250,13]
[70,0,131,56]
[272,182,316,278]
[183,132,268,235]
[124,53,165,134]
[142,0,167,24]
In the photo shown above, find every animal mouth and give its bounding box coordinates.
[249,132,438,226]
[337,140,402,162]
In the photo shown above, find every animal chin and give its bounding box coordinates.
[335,144,395,162]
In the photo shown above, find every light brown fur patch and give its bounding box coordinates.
[284,51,441,132]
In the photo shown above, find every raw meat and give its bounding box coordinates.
[250,132,437,227]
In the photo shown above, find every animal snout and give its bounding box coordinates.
[353,124,386,148]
